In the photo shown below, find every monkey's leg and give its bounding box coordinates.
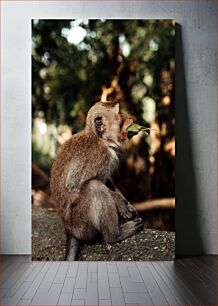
[65,234,79,261]
[105,178,138,219]
[113,194,133,220]
[112,191,138,220]
[81,179,143,245]
[116,219,144,242]
[98,190,143,243]
[103,218,144,244]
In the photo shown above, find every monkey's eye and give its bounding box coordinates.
[94,116,104,135]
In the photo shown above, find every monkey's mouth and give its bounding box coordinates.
[119,116,133,141]
[123,117,133,129]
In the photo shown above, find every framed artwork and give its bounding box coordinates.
[32,19,175,261]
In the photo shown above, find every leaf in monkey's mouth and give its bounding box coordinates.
[127,123,156,139]
[121,117,133,131]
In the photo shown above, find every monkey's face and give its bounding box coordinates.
[86,101,132,148]
[118,113,133,142]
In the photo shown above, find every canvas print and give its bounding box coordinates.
[32,19,175,261]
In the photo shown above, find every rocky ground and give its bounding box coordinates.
[32,206,175,261]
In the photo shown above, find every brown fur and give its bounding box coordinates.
[50,101,143,260]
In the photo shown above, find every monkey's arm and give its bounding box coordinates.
[105,178,138,220]
[65,155,108,191]
[113,191,138,220]
[65,161,92,191]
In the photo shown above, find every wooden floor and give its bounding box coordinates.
[0,256,217,305]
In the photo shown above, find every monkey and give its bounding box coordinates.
[50,100,144,260]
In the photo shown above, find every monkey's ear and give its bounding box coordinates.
[94,116,105,135]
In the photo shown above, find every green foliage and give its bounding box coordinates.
[32,140,53,174]
[32,19,175,127]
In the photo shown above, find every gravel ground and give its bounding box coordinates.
[32,206,175,261]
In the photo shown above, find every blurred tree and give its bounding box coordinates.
[32,19,175,203]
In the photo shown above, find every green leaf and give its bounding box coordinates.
[127,123,142,133]
[127,123,152,138]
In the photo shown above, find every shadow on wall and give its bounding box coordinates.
[175,24,205,256]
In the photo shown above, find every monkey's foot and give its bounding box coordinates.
[117,201,138,220]
[117,218,144,241]
[126,202,138,217]
[117,203,133,220]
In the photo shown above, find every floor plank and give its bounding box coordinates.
[2,261,37,293]
[30,283,63,305]
[98,262,111,300]
[4,262,44,298]
[176,258,217,304]
[158,261,200,304]
[137,262,169,305]
[2,281,32,305]
[188,256,217,285]
[155,261,196,304]
[148,262,182,305]
[110,287,125,305]
[57,292,72,305]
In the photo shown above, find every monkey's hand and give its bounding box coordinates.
[126,202,138,218]
[117,202,133,220]
[116,198,138,220]
[110,188,138,220]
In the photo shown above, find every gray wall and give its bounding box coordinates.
[1,1,217,255]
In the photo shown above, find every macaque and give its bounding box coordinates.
[50,101,143,260]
